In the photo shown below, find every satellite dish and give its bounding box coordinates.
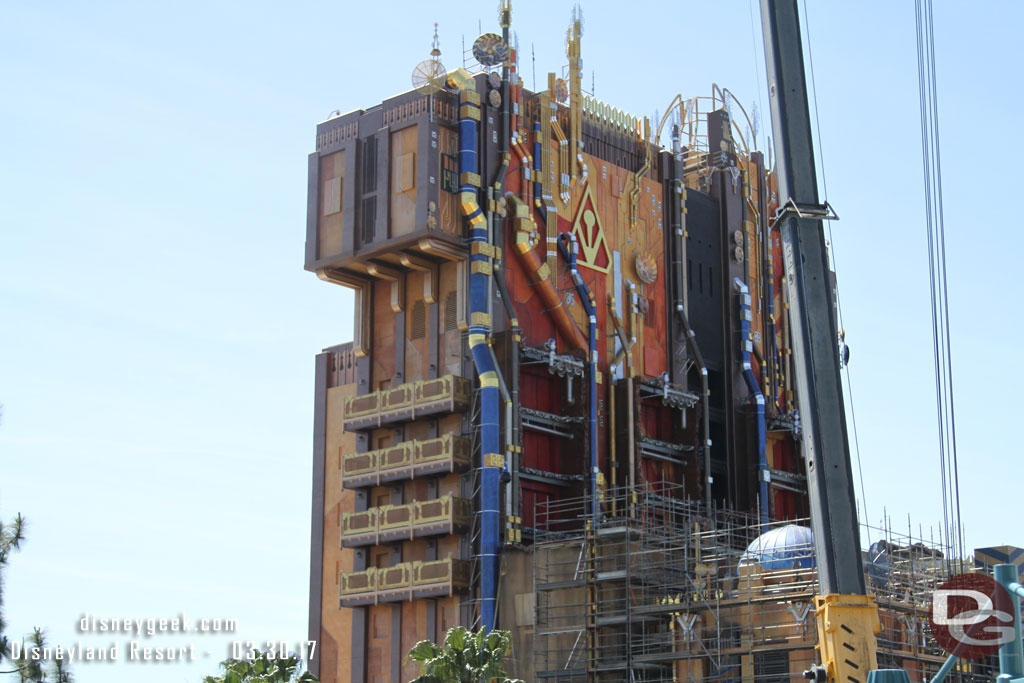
[412,59,448,95]
[554,78,569,103]
[635,253,658,284]
[472,32,509,67]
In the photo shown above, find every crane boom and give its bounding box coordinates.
[760,2,885,681]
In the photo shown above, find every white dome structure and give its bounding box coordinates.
[739,525,816,571]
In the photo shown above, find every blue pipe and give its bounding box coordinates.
[734,278,769,523]
[996,564,1024,679]
[558,233,599,521]
[458,86,501,631]
[767,255,780,413]
[533,121,546,222]
[929,654,959,683]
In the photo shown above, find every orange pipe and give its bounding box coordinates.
[508,195,587,351]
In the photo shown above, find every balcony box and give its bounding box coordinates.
[415,375,472,415]
[378,442,415,483]
[378,504,414,544]
[343,393,380,430]
[376,563,415,603]
[414,434,472,477]
[338,558,471,607]
[340,495,472,548]
[342,375,471,432]
[381,383,414,423]
[414,495,472,536]
[341,433,471,490]
[340,508,378,547]
[339,568,377,607]
[340,450,379,488]
[412,558,471,599]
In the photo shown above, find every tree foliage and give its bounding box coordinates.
[0,516,72,682]
[0,512,26,660]
[201,650,318,683]
[406,626,522,683]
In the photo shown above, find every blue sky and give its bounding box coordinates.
[1,2,1019,681]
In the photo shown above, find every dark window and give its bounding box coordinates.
[362,136,377,193]
[754,651,789,683]
[361,197,376,245]
[441,154,459,194]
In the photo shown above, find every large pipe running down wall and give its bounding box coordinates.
[735,278,769,523]
[677,306,712,508]
[508,195,588,352]
[457,82,501,631]
[558,233,599,521]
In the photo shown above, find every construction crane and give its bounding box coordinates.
[759,3,908,682]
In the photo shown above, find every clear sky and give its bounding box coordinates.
[2,2,1019,681]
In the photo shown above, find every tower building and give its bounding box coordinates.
[304,8,815,681]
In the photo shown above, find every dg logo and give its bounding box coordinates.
[929,572,1017,658]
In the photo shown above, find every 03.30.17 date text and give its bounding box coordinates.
[230,640,316,662]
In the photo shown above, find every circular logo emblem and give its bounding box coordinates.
[929,573,1016,658]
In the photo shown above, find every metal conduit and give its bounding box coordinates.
[735,278,769,523]
[507,195,587,352]
[557,233,599,522]
[457,82,501,631]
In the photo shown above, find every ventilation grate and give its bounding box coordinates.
[444,291,458,331]
[411,300,426,339]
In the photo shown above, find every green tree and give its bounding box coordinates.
[0,512,26,661]
[0,517,72,683]
[406,626,522,683]
[201,650,318,683]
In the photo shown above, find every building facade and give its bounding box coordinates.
[304,9,813,681]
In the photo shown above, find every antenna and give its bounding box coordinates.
[472,33,510,69]
[411,23,447,95]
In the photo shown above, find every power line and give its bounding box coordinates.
[915,0,963,568]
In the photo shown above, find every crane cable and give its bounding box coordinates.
[800,0,873,546]
[914,0,964,570]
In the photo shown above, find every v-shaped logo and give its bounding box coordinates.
[571,184,611,273]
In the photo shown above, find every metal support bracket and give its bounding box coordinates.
[772,197,840,225]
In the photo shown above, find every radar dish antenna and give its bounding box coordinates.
[472,32,509,67]
[412,59,448,94]
[411,23,448,95]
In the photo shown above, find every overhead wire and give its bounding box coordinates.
[914,0,963,569]
[747,0,769,144]
[926,0,964,570]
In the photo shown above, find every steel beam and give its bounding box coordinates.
[760,0,865,595]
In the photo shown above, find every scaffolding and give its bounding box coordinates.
[533,484,997,683]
